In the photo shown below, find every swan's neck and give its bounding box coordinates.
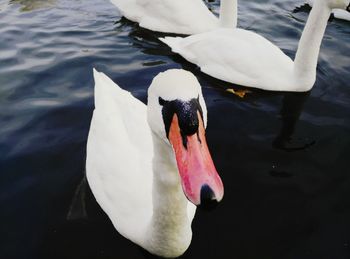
[144,133,192,257]
[294,0,331,90]
[219,0,237,28]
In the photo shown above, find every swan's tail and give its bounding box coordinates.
[93,68,133,111]
[159,37,183,52]
[93,68,125,95]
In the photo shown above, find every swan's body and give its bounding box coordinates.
[162,29,296,91]
[161,0,350,92]
[307,0,350,21]
[109,0,238,34]
[86,69,223,258]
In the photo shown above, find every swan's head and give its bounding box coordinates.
[147,69,224,206]
[324,0,350,10]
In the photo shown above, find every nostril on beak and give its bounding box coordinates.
[199,184,218,210]
[347,3,350,12]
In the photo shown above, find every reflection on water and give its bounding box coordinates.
[9,0,56,11]
[273,91,315,151]
[1,0,350,259]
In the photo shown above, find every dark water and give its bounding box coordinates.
[1,0,350,258]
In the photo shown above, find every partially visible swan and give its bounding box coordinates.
[307,0,350,21]
[161,0,350,92]
[109,0,238,34]
[86,69,224,258]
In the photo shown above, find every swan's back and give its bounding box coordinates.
[307,0,350,21]
[333,9,350,20]
[162,29,296,91]
[86,69,153,244]
[110,0,218,34]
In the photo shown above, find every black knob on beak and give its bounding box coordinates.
[347,3,350,12]
[199,184,218,210]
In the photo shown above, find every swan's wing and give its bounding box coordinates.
[307,0,350,21]
[86,69,153,244]
[110,0,218,34]
[161,29,295,91]
[333,9,350,21]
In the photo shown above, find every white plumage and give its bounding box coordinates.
[110,0,218,34]
[87,69,154,244]
[307,0,350,21]
[86,69,223,258]
[161,0,350,92]
[109,0,239,34]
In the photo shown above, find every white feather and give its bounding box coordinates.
[86,69,202,257]
[109,0,240,34]
[307,0,350,21]
[161,0,349,92]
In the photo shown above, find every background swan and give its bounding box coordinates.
[86,69,224,258]
[307,0,350,21]
[161,0,350,92]
[109,0,238,34]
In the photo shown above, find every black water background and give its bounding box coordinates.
[0,0,350,258]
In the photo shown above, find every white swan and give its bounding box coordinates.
[160,0,350,92]
[109,0,238,34]
[307,0,350,21]
[86,69,224,258]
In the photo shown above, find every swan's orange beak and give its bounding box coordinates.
[169,112,224,206]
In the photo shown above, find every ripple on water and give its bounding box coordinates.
[0,0,350,259]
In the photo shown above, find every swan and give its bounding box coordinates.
[307,0,350,21]
[86,69,224,258]
[160,0,350,92]
[109,0,238,34]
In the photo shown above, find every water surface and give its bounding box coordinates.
[0,0,350,258]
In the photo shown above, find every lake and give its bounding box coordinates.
[0,0,349,258]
